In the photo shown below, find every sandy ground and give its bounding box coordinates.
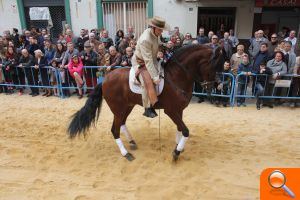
[0,93,299,200]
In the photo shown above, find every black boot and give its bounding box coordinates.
[143,107,158,118]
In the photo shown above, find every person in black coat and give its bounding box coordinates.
[253,61,273,110]
[19,49,38,96]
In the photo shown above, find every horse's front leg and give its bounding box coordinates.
[164,110,189,161]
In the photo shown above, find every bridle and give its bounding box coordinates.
[172,55,215,90]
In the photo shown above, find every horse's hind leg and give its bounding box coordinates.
[112,114,135,161]
[120,106,137,150]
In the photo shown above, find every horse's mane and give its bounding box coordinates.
[164,44,211,69]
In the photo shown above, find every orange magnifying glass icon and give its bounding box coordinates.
[268,170,295,198]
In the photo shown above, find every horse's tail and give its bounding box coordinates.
[68,83,103,138]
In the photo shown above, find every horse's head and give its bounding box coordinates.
[193,46,224,94]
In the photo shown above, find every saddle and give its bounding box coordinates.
[129,56,163,106]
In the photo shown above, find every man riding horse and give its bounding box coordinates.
[132,16,169,118]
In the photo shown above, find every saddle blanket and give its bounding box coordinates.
[129,67,164,95]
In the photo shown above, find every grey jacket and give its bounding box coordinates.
[61,49,79,66]
[284,51,296,74]
[266,59,287,83]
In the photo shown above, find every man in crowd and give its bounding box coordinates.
[197,27,209,44]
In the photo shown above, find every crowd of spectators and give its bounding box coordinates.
[0,24,299,108]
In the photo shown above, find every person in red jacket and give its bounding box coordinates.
[68,54,84,99]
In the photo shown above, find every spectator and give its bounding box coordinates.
[12,28,20,48]
[68,54,84,99]
[118,38,129,55]
[61,42,79,67]
[276,40,285,52]
[197,27,209,44]
[208,31,214,42]
[248,30,269,59]
[230,44,247,76]
[208,35,219,50]
[2,46,19,94]
[64,28,77,44]
[283,41,296,74]
[229,29,239,48]
[19,49,37,96]
[284,30,297,53]
[76,29,89,52]
[129,39,137,52]
[24,30,31,42]
[88,32,100,51]
[164,41,175,63]
[215,60,232,107]
[100,30,114,49]
[290,56,300,107]
[17,35,29,53]
[221,32,233,59]
[44,40,55,65]
[268,33,278,57]
[253,61,273,110]
[81,41,98,94]
[115,29,124,50]
[182,33,193,46]
[264,51,287,108]
[53,42,66,65]
[217,24,225,39]
[106,46,122,72]
[27,36,41,56]
[237,54,252,107]
[50,59,59,96]
[295,32,300,56]
[121,47,133,67]
[173,26,184,42]
[61,42,79,96]
[126,26,135,40]
[34,49,51,96]
[251,43,270,74]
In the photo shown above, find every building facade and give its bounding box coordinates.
[0,0,299,40]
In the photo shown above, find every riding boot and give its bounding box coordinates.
[143,107,158,118]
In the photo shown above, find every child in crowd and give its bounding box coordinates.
[68,54,84,99]
[50,59,59,96]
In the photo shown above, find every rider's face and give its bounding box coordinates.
[153,27,163,37]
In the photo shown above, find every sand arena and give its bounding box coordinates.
[0,94,299,200]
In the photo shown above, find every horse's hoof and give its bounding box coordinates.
[175,145,184,153]
[172,149,180,162]
[124,153,135,161]
[129,140,138,150]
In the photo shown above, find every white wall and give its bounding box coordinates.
[69,0,98,35]
[153,0,254,39]
[0,0,22,34]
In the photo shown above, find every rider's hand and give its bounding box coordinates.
[153,79,160,85]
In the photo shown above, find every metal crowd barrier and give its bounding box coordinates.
[1,66,299,107]
[0,65,61,95]
[192,72,236,106]
[234,73,300,104]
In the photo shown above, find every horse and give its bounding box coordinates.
[68,44,223,161]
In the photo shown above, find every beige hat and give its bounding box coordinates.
[147,16,170,31]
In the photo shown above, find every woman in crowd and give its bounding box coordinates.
[3,46,19,94]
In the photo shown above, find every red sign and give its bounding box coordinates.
[256,0,300,7]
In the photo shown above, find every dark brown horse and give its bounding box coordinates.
[68,44,223,161]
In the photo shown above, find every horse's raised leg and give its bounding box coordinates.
[120,106,137,150]
[165,110,189,161]
[112,115,135,161]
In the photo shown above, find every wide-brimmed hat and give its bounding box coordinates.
[147,16,170,31]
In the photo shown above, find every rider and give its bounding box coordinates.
[132,16,169,118]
